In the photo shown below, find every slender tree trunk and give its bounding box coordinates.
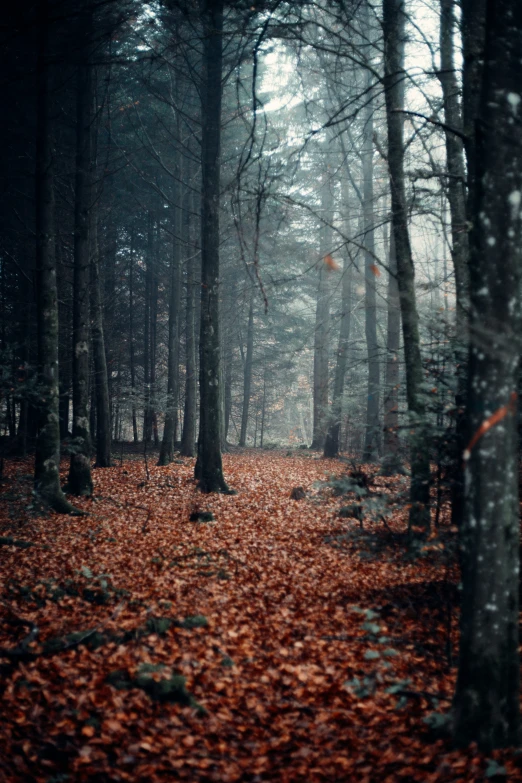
[67,16,93,497]
[461,0,486,203]
[89,360,96,443]
[311,174,333,450]
[56,233,71,443]
[438,0,470,524]
[224,349,232,443]
[90,211,111,467]
[103,220,117,420]
[452,0,522,750]
[324,254,352,458]
[158,213,182,465]
[381,227,404,474]
[181,169,197,457]
[362,64,381,462]
[194,0,229,492]
[34,0,74,513]
[143,212,153,443]
[151,223,159,447]
[383,0,431,529]
[260,368,267,448]
[223,275,237,445]
[239,290,254,447]
[439,0,469,327]
[128,223,138,443]
[14,231,32,456]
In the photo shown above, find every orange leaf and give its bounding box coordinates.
[369,264,381,277]
[324,254,340,271]
[81,725,95,737]
[463,391,517,461]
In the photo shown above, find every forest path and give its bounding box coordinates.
[0,451,516,781]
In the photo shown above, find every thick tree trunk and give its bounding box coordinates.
[33,1,74,513]
[383,0,431,529]
[362,68,380,461]
[67,19,93,497]
[438,0,470,525]
[380,228,403,474]
[158,220,182,465]
[90,213,111,468]
[311,175,333,450]
[239,291,254,447]
[194,0,229,492]
[452,0,522,750]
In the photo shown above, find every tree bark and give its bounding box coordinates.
[151,222,160,447]
[143,212,154,444]
[380,227,403,474]
[181,159,198,457]
[33,0,74,513]
[158,211,182,465]
[461,0,486,202]
[438,0,470,525]
[452,0,522,750]
[383,0,431,529]
[311,174,333,450]
[90,211,111,467]
[239,290,254,447]
[362,65,380,461]
[194,0,229,492]
[67,14,93,497]
[324,254,352,459]
[128,223,138,443]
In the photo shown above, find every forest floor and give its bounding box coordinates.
[0,449,520,782]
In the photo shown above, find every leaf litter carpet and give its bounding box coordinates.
[0,451,520,782]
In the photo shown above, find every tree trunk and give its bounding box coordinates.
[438,0,470,525]
[151,222,159,448]
[383,0,431,529]
[461,0,486,202]
[181,168,197,457]
[362,52,380,462]
[33,0,74,513]
[143,212,154,444]
[90,212,111,467]
[324,253,352,458]
[101,220,115,410]
[224,348,232,444]
[67,15,93,497]
[452,0,522,750]
[128,223,138,443]
[158,211,182,465]
[260,368,267,448]
[380,227,404,474]
[239,290,254,447]
[311,174,333,450]
[194,0,229,492]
